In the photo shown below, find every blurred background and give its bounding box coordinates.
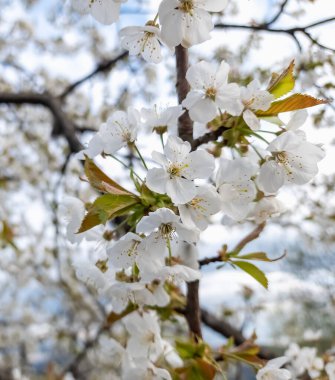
[0,0,335,378]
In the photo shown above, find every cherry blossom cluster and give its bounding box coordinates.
[66,1,328,379]
[72,0,228,63]
[284,343,335,380]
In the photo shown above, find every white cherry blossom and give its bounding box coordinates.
[120,24,163,64]
[249,196,285,224]
[146,135,215,204]
[123,358,171,380]
[256,357,291,380]
[107,232,144,269]
[240,79,274,130]
[124,311,164,361]
[182,60,242,123]
[61,197,86,244]
[258,131,325,193]
[92,336,127,367]
[150,263,201,284]
[285,344,324,378]
[72,0,126,25]
[178,185,221,230]
[73,255,111,292]
[326,362,335,380]
[141,105,184,134]
[78,107,140,159]
[136,207,199,274]
[104,280,170,313]
[216,158,258,221]
[159,0,228,48]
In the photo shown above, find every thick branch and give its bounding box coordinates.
[200,308,275,360]
[175,45,193,143]
[0,92,82,153]
[185,281,203,339]
[191,125,227,151]
[60,51,128,99]
[175,46,202,339]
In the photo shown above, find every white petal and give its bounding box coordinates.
[183,150,215,179]
[164,135,191,162]
[287,110,308,130]
[146,168,169,194]
[243,109,260,131]
[188,97,218,123]
[186,60,216,89]
[201,0,228,12]
[259,161,285,193]
[166,177,196,204]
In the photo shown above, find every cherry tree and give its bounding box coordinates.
[0,0,335,379]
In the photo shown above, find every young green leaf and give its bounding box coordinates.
[232,261,269,289]
[267,60,295,99]
[84,157,134,195]
[237,251,285,262]
[256,94,328,117]
[78,194,140,233]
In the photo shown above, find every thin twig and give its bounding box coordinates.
[199,223,266,267]
[59,51,128,99]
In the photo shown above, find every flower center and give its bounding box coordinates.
[126,241,140,257]
[275,151,288,164]
[205,87,217,101]
[95,259,108,273]
[189,197,206,212]
[168,164,182,177]
[180,0,194,13]
[242,97,255,109]
[159,223,175,239]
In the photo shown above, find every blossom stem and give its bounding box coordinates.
[250,144,264,160]
[159,133,165,150]
[110,154,143,181]
[166,237,172,265]
[134,144,148,170]
[251,131,270,144]
[153,13,159,24]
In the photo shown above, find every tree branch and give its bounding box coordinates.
[200,308,275,360]
[175,45,193,143]
[0,92,82,153]
[233,222,266,254]
[215,17,335,52]
[59,51,128,99]
[262,0,290,27]
[191,125,227,151]
[175,45,202,340]
[199,223,266,267]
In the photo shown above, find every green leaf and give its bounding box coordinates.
[236,251,285,262]
[232,261,269,289]
[84,157,134,195]
[267,60,295,99]
[78,194,139,233]
[256,94,328,117]
[175,340,206,360]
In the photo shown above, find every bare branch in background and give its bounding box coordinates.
[59,51,128,99]
[0,92,82,153]
[215,17,335,52]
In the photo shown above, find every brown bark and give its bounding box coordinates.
[175,45,193,143]
[175,45,202,340]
